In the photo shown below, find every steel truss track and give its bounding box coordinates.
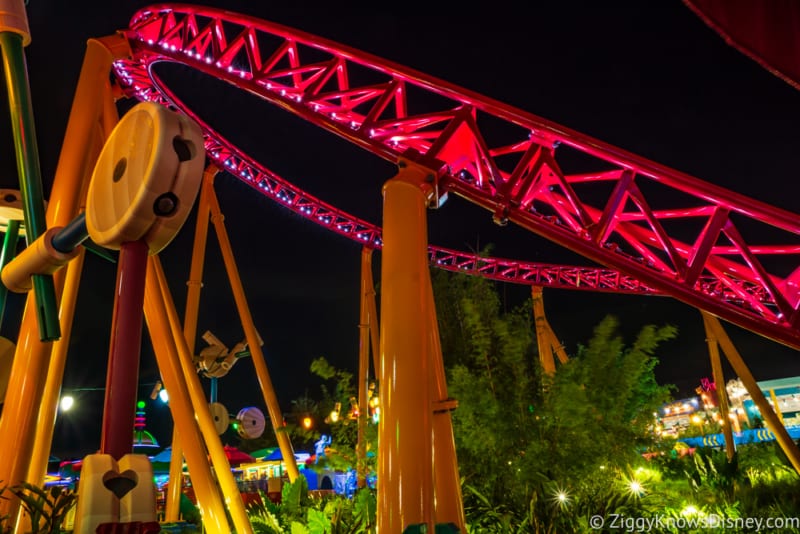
[112,4,800,348]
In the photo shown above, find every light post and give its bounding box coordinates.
[54,383,169,458]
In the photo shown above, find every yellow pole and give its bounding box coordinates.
[151,256,253,533]
[424,271,466,529]
[46,35,129,227]
[0,34,129,524]
[702,316,735,461]
[29,78,117,491]
[160,165,218,522]
[378,160,436,532]
[548,320,569,366]
[27,250,85,486]
[144,260,230,534]
[356,247,373,488]
[165,432,184,522]
[207,183,299,481]
[532,286,555,374]
[367,268,380,375]
[531,286,568,375]
[769,389,785,425]
[701,311,800,474]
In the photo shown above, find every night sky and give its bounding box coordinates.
[1,1,799,458]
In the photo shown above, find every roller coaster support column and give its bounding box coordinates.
[531,286,569,374]
[701,312,800,474]
[27,248,85,486]
[0,0,59,341]
[162,165,219,522]
[368,270,380,373]
[206,173,300,481]
[357,246,376,488]
[150,256,254,534]
[425,273,467,530]
[769,389,785,425]
[144,257,236,534]
[702,316,735,461]
[379,158,440,533]
[0,32,128,525]
[28,39,120,507]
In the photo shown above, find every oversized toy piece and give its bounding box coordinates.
[0,102,206,293]
[85,101,204,254]
[71,454,159,534]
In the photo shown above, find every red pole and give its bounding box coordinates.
[100,239,149,459]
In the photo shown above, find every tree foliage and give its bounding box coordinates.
[531,316,677,481]
[431,267,676,513]
[289,357,378,477]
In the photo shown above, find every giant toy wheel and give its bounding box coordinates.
[113,4,800,349]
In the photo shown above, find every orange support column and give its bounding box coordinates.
[356,246,374,488]
[378,160,437,533]
[701,311,800,475]
[150,257,253,534]
[207,180,299,482]
[28,76,119,489]
[702,317,735,461]
[531,286,568,375]
[367,266,380,374]
[143,259,231,534]
[27,250,85,487]
[161,165,217,522]
[769,389,786,425]
[0,34,129,524]
[424,274,466,530]
[532,286,555,374]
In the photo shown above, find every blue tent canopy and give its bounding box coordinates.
[151,447,173,463]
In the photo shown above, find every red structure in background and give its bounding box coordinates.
[685,0,800,92]
[114,5,800,350]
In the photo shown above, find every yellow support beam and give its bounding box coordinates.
[144,258,232,534]
[702,316,736,461]
[425,269,466,530]
[27,250,85,487]
[769,389,785,425]
[0,34,129,526]
[162,165,218,522]
[150,256,253,534]
[378,159,437,532]
[206,176,299,482]
[701,311,800,475]
[531,286,568,374]
[356,246,374,488]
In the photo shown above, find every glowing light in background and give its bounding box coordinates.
[59,395,74,412]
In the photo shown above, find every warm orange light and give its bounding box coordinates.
[302,415,312,430]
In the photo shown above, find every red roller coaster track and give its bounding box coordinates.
[112,4,800,349]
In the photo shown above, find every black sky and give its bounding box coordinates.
[1,1,799,458]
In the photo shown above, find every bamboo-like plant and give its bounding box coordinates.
[9,482,77,534]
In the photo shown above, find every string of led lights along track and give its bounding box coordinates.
[109,4,800,350]
[109,9,659,297]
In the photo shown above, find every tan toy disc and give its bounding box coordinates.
[85,102,205,253]
[209,402,230,435]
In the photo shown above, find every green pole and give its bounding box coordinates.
[0,31,60,341]
[0,219,20,330]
